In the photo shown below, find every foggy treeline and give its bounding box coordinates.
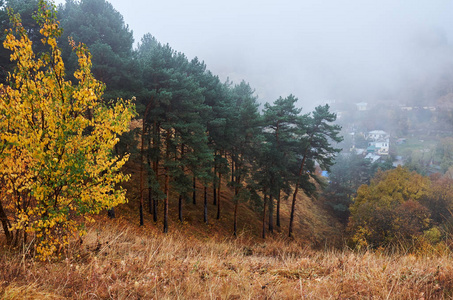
[3,0,453,252]
[0,0,343,242]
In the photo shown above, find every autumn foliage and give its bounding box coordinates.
[0,1,135,258]
[347,166,453,249]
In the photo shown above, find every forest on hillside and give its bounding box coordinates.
[4,1,453,299]
[0,0,345,258]
[2,0,453,264]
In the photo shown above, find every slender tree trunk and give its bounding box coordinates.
[233,174,241,237]
[152,192,158,222]
[0,201,12,244]
[268,194,274,234]
[107,208,115,219]
[289,185,299,237]
[192,175,196,205]
[276,189,281,228]
[289,155,307,237]
[13,228,19,247]
[178,194,183,223]
[164,172,169,233]
[139,122,145,226]
[147,137,153,215]
[163,129,171,233]
[178,144,185,223]
[139,99,153,226]
[148,189,154,215]
[233,187,239,237]
[262,192,267,239]
[213,151,217,205]
[231,154,235,183]
[204,186,208,224]
[216,172,221,220]
[288,126,317,238]
[152,122,160,222]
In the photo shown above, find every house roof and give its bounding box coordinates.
[365,153,381,163]
[369,130,387,135]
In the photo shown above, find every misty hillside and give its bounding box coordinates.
[3,1,453,299]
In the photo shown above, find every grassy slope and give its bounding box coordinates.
[119,155,343,245]
[2,217,453,299]
[2,153,453,298]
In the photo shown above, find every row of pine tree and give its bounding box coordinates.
[0,0,342,238]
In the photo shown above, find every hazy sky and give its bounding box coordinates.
[54,0,453,108]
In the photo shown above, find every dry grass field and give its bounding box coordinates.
[2,159,453,299]
[2,215,453,299]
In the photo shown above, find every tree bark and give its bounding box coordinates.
[231,154,235,183]
[163,172,169,233]
[163,129,171,233]
[178,194,183,223]
[204,186,208,224]
[268,193,274,234]
[233,188,238,237]
[213,152,217,205]
[152,122,160,223]
[152,192,158,222]
[178,144,185,223]
[139,98,153,226]
[216,172,221,220]
[139,121,145,226]
[192,175,196,205]
[262,192,267,239]
[289,157,305,237]
[288,126,318,238]
[147,137,153,215]
[289,185,299,237]
[276,189,281,228]
[233,174,241,237]
[0,201,12,244]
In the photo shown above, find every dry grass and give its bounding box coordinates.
[0,157,448,299]
[2,216,453,299]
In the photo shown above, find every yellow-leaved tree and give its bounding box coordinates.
[0,0,135,258]
[348,166,431,249]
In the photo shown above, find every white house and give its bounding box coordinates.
[367,130,390,156]
[369,139,390,155]
[367,130,388,141]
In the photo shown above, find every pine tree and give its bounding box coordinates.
[137,37,212,232]
[228,81,262,236]
[262,95,301,233]
[288,105,342,238]
[58,0,139,100]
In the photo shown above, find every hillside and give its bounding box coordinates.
[117,153,343,246]
[2,216,453,299]
[2,152,453,299]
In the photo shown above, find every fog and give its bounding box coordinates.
[54,0,453,109]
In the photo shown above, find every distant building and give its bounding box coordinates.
[367,140,389,155]
[365,153,381,163]
[356,102,368,111]
[367,130,389,156]
[367,130,388,141]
